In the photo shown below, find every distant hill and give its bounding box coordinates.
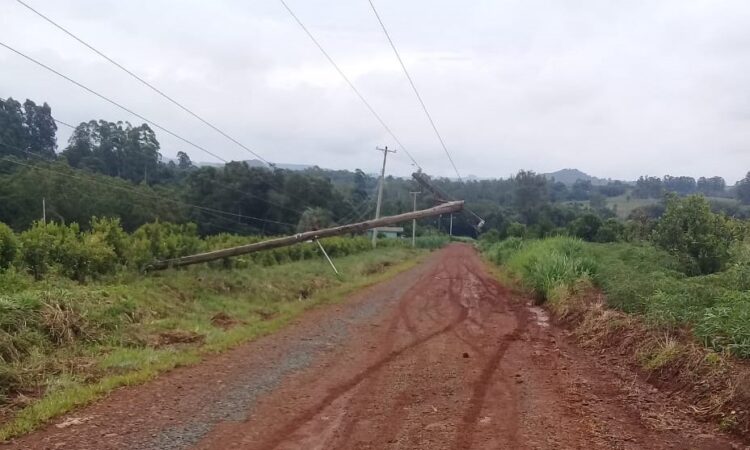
[543,168,612,186]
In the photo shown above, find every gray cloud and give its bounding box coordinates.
[1,0,749,181]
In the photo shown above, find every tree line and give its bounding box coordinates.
[3,96,750,242]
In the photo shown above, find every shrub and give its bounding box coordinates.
[18,221,56,280]
[653,195,733,274]
[18,222,118,281]
[506,222,527,238]
[127,221,204,268]
[567,214,602,241]
[594,218,624,243]
[90,217,129,264]
[0,222,18,269]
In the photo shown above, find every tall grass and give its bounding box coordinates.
[490,237,595,300]
[484,237,750,359]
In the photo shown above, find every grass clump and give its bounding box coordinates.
[492,237,595,301]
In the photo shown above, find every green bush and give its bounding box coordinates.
[653,195,733,274]
[594,218,624,243]
[90,217,130,264]
[567,214,602,241]
[18,222,56,280]
[506,222,527,238]
[0,222,18,269]
[127,221,204,268]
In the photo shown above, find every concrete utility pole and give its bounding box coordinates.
[449,214,453,236]
[372,145,396,247]
[149,201,464,270]
[409,191,421,247]
[42,198,46,226]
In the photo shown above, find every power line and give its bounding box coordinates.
[0,41,231,165]
[53,118,75,129]
[14,0,273,167]
[367,0,463,182]
[0,81,303,217]
[277,0,422,171]
[0,140,296,229]
[14,0,364,220]
[0,155,278,235]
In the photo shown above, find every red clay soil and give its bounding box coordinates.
[4,244,744,449]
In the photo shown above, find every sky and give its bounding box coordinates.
[1,0,749,182]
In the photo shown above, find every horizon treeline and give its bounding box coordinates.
[4,96,750,239]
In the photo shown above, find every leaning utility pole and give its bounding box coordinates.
[372,145,396,247]
[409,191,421,247]
[149,201,464,270]
[449,214,453,236]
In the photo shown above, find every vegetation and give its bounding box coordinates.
[484,197,750,358]
[4,97,750,242]
[0,243,431,439]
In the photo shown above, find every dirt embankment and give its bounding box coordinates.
[4,244,744,449]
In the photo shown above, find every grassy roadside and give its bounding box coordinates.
[481,237,750,436]
[0,246,429,441]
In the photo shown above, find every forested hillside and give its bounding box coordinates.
[4,96,750,242]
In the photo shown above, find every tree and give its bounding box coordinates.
[569,179,592,201]
[352,168,368,205]
[513,170,548,224]
[589,193,607,211]
[177,151,192,170]
[653,195,733,274]
[62,121,160,183]
[597,181,627,197]
[23,99,57,159]
[633,176,664,198]
[296,207,331,232]
[0,97,57,159]
[663,175,696,195]
[697,176,726,196]
[736,172,750,205]
[594,218,624,242]
[568,213,602,241]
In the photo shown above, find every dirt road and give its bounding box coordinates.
[8,244,741,449]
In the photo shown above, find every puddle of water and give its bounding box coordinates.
[528,306,550,328]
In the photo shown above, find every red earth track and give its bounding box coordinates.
[6,244,743,449]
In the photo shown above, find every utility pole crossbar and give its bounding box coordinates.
[148,201,464,270]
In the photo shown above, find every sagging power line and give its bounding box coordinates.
[277,0,422,171]
[13,1,368,221]
[367,0,463,182]
[0,51,308,218]
[14,0,273,167]
[0,140,295,230]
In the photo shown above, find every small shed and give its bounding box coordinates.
[368,226,404,239]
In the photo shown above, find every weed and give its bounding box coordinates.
[638,334,684,371]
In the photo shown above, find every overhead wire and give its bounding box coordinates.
[277,0,422,171]
[11,2,365,222]
[0,139,296,230]
[7,3,402,227]
[0,61,304,219]
[0,155,272,235]
[367,0,463,182]
[14,0,274,167]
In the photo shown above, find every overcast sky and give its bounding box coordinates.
[1,0,749,181]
